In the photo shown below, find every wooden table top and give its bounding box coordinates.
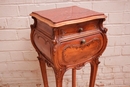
[30,6,106,27]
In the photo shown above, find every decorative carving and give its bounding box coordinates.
[102,27,108,33]
[46,60,52,67]
[62,38,102,64]
[31,17,37,29]
[75,62,86,70]
[98,19,108,33]
[54,67,66,79]
[52,39,57,44]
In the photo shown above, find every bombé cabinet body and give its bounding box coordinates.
[30,6,107,87]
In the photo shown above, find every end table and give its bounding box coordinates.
[30,6,107,87]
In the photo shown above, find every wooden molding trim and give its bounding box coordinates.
[30,13,106,27]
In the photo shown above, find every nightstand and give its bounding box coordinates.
[30,6,107,87]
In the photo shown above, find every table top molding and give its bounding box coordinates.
[30,6,106,27]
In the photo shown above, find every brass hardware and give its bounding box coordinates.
[79,28,83,32]
[81,39,86,44]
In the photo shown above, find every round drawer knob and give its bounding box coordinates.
[81,39,86,44]
[79,28,83,33]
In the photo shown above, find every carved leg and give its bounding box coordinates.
[55,69,66,87]
[72,69,76,87]
[38,58,49,87]
[89,58,100,87]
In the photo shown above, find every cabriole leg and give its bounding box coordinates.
[55,69,66,87]
[38,57,49,87]
[89,58,100,87]
[72,68,76,87]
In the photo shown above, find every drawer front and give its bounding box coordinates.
[59,20,99,37]
[58,33,104,65]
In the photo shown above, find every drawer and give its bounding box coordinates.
[58,33,104,65]
[59,19,99,37]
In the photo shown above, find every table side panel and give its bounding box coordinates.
[33,29,53,62]
[36,20,53,38]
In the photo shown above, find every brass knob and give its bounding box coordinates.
[81,39,86,44]
[79,28,83,33]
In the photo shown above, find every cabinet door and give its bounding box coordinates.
[58,33,104,66]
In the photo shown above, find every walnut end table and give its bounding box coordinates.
[30,6,107,87]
